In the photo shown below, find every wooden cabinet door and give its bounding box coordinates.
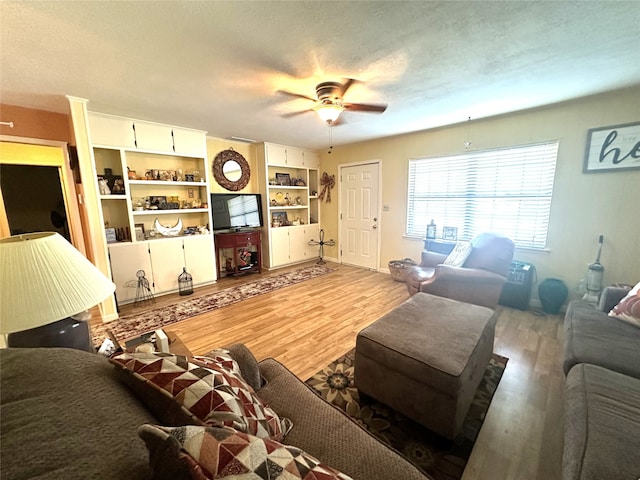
[183,235,216,285]
[148,238,185,293]
[265,143,288,166]
[270,227,290,267]
[288,226,307,263]
[134,121,174,153]
[288,225,318,263]
[285,146,304,167]
[108,243,153,304]
[302,150,319,168]
[89,114,136,148]
[173,128,205,157]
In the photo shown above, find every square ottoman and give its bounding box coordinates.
[354,292,496,439]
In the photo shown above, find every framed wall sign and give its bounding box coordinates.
[583,121,640,173]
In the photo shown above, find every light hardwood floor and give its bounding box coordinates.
[107,261,565,480]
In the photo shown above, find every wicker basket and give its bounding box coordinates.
[388,258,417,282]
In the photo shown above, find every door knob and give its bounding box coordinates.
[373,224,378,229]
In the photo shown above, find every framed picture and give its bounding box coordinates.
[275,172,291,186]
[443,226,458,241]
[134,223,145,241]
[149,195,166,208]
[271,211,288,227]
[583,121,640,173]
[105,227,117,243]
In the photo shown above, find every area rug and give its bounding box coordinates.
[92,265,333,347]
[305,349,507,480]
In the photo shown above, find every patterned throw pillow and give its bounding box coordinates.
[443,241,473,267]
[137,424,353,480]
[609,281,640,327]
[109,351,291,440]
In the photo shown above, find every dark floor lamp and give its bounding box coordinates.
[0,232,115,351]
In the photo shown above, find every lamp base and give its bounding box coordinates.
[7,317,93,352]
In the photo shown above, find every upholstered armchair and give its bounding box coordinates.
[405,233,515,309]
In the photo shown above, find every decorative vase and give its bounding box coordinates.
[538,278,568,314]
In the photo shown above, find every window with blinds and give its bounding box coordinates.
[406,141,559,249]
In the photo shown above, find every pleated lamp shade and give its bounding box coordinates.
[0,232,115,334]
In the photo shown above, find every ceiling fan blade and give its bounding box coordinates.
[343,102,388,113]
[340,78,358,97]
[277,90,317,102]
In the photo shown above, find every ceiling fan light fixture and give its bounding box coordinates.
[314,103,343,124]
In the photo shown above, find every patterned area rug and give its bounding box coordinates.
[93,265,333,346]
[305,349,507,480]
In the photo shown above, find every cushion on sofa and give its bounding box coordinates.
[562,299,640,379]
[609,281,640,326]
[563,363,640,480]
[109,351,290,440]
[255,358,428,480]
[221,343,263,391]
[1,348,155,480]
[137,424,353,480]
[462,232,513,275]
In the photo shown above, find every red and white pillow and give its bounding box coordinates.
[110,350,291,440]
[138,424,353,480]
[609,281,640,327]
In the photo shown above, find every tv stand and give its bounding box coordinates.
[214,230,262,279]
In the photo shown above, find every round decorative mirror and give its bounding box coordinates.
[212,149,250,191]
[222,160,242,182]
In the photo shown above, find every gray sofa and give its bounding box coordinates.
[0,345,428,480]
[562,286,640,480]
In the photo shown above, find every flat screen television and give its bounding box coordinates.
[210,193,263,231]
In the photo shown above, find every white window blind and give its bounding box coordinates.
[406,141,559,249]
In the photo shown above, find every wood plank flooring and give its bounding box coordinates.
[105,261,565,480]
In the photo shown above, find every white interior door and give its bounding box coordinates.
[339,162,380,269]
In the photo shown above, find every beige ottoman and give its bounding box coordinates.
[354,292,496,439]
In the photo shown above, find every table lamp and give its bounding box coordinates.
[0,232,115,351]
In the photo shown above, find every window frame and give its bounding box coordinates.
[406,141,559,250]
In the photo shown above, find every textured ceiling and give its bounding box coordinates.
[1,1,639,149]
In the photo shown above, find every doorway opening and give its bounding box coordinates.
[1,164,70,240]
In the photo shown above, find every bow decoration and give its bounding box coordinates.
[318,172,335,203]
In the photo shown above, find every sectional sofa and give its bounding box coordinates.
[0,344,429,480]
[562,286,640,480]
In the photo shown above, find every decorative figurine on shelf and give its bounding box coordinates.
[154,218,183,236]
[112,178,125,194]
[98,177,111,195]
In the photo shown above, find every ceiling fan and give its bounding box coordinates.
[278,79,387,125]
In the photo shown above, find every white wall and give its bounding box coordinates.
[320,86,640,303]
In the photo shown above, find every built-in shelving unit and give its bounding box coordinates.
[88,112,216,304]
[257,142,321,268]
